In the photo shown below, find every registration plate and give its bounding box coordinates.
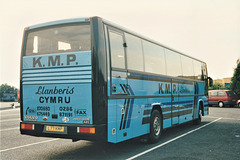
[46,126,64,132]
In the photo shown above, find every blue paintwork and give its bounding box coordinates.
[22,51,93,124]
[107,73,209,143]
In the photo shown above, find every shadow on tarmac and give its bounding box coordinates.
[47,121,210,160]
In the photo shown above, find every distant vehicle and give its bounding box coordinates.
[17,90,20,103]
[208,90,238,107]
[2,93,16,102]
[237,100,240,107]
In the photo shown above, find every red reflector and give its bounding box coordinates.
[77,127,95,134]
[21,124,34,130]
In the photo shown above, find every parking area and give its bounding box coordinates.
[0,102,20,110]
[0,106,240,160]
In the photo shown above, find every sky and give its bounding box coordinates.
[0,0,240,88]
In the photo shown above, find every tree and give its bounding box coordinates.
[230,62,240,96]
[0,84,18,101]
[208,82,228,90]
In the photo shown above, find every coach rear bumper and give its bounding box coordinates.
[20,122,107,141]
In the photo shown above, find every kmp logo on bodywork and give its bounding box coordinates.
[32,54,77,68]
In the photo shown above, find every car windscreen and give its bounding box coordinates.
[226,91,236,97]
[25,23,90,56]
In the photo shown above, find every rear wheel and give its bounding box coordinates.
[148,110,162,143]
[193,106,202,125]
[218,101,224,107]
[238,102,240,108]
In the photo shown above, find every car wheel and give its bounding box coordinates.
[218,101,224,107]
[148,110,162,143]
[238,103,240,108]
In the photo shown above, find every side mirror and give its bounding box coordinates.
[208,77,213,87]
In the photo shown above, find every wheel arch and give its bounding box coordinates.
[151,103,163,116]
[198,100,204,116]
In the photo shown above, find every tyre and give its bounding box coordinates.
[148,110,163,144]
[218,101,224,107]
[238,103,240,108]
[193,107,202,125]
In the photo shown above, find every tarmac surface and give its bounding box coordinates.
[0,102,20,110]
[0,105,240,160]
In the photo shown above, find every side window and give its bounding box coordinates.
[125,33,144,71]
[165,49,182,77]
[143,40,166,75]
[202,63,208,79]
[193,61,202,80]
[181,55,194,79]
[202,63,208,95]
[218,91,226,97]
[211,91,217,97]
[109,30,125,69]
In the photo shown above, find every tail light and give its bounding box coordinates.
[77,127,95,134]
[21,123,34,130]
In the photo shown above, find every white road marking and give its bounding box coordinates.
[0,119,19,122]
[0,108,20,113]
[0,127,20,131]
[0,139,59,152]
[126,118,222,160]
